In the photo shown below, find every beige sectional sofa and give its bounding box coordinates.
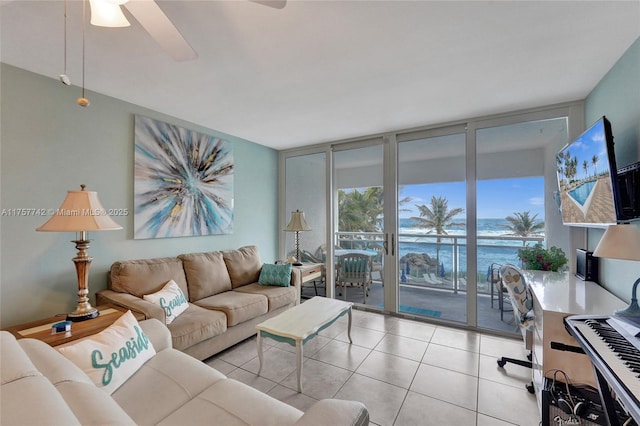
[1,319,369,425]
[97,245,302,360]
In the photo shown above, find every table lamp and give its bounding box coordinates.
[37,185,123,321]
[593,223,640,318]
[284,209,311,266]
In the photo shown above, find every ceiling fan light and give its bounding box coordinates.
[89,0,130,27]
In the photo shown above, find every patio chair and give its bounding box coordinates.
[489,262,511,320]
[336,253,372,304]
[496,263,534,394]
[370,249,384,287]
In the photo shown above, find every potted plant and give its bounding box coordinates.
[517,243,568,272]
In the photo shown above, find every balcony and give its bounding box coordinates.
[301,231,544,335]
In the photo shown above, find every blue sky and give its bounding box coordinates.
[559,118,610,182]
[399,176,545,220]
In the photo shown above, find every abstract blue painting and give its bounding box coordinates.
[134,115,233,239]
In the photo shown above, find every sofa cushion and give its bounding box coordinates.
[157,377,303,426]
[179,251,233,300]
[258,263,292,287]
[195,291,268,326]
[57,311,156,394]
[110,257,189,298]
[143,279,189,324]
[112,348,228,425]
[167,304,228,351]
[223,245,262,288]
[2,332,135,425]
[234,284,297,311]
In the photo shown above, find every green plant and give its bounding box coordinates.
[517,243,568,272]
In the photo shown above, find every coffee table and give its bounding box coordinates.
[256,296,353,392]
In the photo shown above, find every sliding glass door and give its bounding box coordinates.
[396,126,467,324]
[331,140,386,307]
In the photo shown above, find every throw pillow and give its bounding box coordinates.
[143,279,189,324]
[57,310,156,394]
[258,263,292,287]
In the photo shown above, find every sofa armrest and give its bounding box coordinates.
[138,319,172,352]
[293,399,369,426]
[96,289,166,323]
[290,268,301,305]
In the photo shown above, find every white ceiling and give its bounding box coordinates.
[1,1,639,150]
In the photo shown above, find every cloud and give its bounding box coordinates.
[529,197,544,206]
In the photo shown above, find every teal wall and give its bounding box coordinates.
[585,37,640,302]
[0,64,279,326]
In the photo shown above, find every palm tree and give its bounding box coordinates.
[582,160,589,180]
[338,187,382,234]
[410,196,464,268]
[501,211,544,238]
[592,154,599,177]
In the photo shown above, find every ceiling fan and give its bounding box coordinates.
[88,0,287,62]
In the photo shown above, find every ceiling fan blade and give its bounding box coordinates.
[123,0,198,62]
[251,0,287,10]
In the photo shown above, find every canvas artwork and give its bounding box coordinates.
[134,115,234,239]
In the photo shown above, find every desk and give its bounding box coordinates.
[525,270,625,410]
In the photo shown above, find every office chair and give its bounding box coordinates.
[496,263,535,394]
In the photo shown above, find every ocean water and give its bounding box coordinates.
[397,218,541,279]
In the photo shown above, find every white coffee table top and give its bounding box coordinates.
[256,296,353,341]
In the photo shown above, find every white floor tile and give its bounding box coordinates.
[395,391,476,426]
[311,339,372,371]
[335,373,407,426]
[388,319,436,341]
[477,378,539,426]
[335,325,386,349]
[421,343,480,377]
[279,358,352,399]
[373,333,428,362]
[431,326,481,353]
[355,350,420,389]
[410,363,478,411]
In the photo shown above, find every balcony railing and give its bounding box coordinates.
[334,231,544,295]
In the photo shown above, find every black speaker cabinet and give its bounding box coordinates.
[576,249,598,282]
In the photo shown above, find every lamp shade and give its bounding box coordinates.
[593,224,640,261]
[36,185,123,232]
[284,210,311,232]
[89,0,131,27]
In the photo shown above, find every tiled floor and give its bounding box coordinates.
[205,309,540,426]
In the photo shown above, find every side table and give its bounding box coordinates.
[3,304,146,347]
[294,262,324,298]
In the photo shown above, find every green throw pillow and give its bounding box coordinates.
[258,263,292,287]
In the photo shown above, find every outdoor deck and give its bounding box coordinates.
[301,278,519,336]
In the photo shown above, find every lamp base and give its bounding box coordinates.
[615,277,640,319]
[615,301,640,319]
[67,307,100,322]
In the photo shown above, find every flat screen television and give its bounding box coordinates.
[556,116,622,227]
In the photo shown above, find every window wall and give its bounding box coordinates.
[280,102,584,335]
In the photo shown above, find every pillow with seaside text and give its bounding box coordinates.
[143,279,189,324]
[57,310,156,394]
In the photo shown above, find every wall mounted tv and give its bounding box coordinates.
[556,116,633,227]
